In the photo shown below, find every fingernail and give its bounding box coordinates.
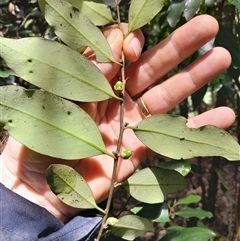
[129,37,142,58]
[107,29,117,45]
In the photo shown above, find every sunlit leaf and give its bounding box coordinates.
[0,86,114,159]
[175,207,213,219]
[44,0,117,63]
[131,201,170,223]
[128,0,165,34]
[0,37,121,102]
[167,0,186,28]
[122,167,187,204]
[159,160,191,176]
[160,227,216,241]
[67,0,114,26]
[177,194,201,205]
[109,215,154,241]
[129,114,240,161]
[46,164,105,212]
[183,0,202,21]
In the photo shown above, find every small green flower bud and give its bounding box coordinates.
[106,217,118,226]
[120,149,132,159]
[114,81,123,91]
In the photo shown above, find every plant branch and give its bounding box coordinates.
[95,1,126,240]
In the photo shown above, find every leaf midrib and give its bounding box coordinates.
[1,101,109,156]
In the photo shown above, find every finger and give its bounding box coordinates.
[187,107,236,129]
[122,24,145,62]
[84,28,123,81]
[141,47,231,114]
[126,15,220,97]
[103,23,145,62]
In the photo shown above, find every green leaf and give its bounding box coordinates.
[67,0,114,26]
[109,215,154,241]
[46,164,105,212]
[183,0,202,21]
[160,227,216,241]
[44,0,116,63]
[131,201,170,223]
[0,69,16,78]
[128,0,165,34]
[122,167,187,204]
[0,86,114,159]
[159,160,191,176]
[228,0,240,11]
[167,0,186,28]
[175,207,213,219]
[0,37,121,102]
[177,194,201,205]
[129,114,240,161]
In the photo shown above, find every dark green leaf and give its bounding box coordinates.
[131,201,170,223]
[177,194,201,205]
[128,0,165,33]
[160,227,215,241]
[159,160,191,176]
[183,0,202,21]
[122,167,187,203]
[46,164,105,212]
[228,0,240,11]
[0,86,114,159]
[129,114,240,161]
[0,37,121,102]
[44,0,116,62]
[191,84,208,110]
[167,0,186,28]
[109,215,154,241]
[175,207,213,219]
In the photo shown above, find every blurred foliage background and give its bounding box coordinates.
[0,0,239,240]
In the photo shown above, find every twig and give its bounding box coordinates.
[94,1,126,240]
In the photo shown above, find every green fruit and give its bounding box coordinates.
[120,149,132,159]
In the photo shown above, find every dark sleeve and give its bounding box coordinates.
[0,183,102,241]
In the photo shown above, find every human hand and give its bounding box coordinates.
[1,15,235,223]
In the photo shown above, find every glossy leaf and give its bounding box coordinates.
[0,86,114,159]
[167,0,186,28]
[177,194,201,205]
[160,227,215,241]
[129,114,240,161]
[67,0,114,26]
[46,164,105,212]
[122,167,187,204]
[128,0,165,34]
[183,0,202,21]
[0,37,120,102]
[159,160,191,176]
[175,207,213,219]
[131,202,170,223]
[44,0,116,63]
[109,215,154,240]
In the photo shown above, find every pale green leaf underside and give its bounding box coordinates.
[122,167,187,204]
[128,0,165,33]
[46,164,104,212]
[0,86,113,159]
[67,0,114,26]
[110,215,154,241]
[130,114,240,161]
[45,0,116,63]
[0,37,120,102]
